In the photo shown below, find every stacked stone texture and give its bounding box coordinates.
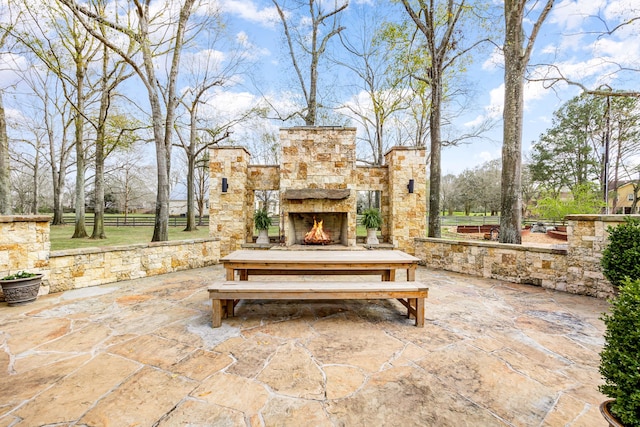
[385,147,427,255]
[47,239,219,293]
[0,216,51,299]
[416,215,639,298]
[209,147,251,256]
[279,127,358,247]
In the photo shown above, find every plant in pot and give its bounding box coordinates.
[254,209,271,245]
[599,217,640,427]
[361,208,382,245]
[1,271,43,306]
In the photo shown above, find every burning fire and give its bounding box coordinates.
[304,217,331,244]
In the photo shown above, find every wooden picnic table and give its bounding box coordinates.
[219,249,420,282]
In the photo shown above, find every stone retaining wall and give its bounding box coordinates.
[47,239,220,294]
[415,215,640,299]
[1,215,220,300]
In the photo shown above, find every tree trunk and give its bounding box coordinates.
[428,65,442,238]
[0,92,11,215]
[72,60,87,239]
[185,153,196,231]
[500,2,526,244]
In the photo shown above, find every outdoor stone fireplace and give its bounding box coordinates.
[209,126,427,256]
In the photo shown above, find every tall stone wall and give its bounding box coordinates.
[279,127,358,247]
[385,147,427,254]
[209,146,251,256]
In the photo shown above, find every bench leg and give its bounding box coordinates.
[225,299,235,317]
[212,299,223,328]
[415,297,425,327]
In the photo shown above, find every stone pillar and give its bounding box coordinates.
[209,147,251,257]
[565,214,636,298]
[384,147,427,254]
[0,215,51,299]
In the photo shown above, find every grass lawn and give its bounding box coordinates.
[50,225,211,251]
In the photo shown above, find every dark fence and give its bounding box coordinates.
[58,215,209,227]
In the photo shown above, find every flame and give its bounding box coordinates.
[304,217,331,244]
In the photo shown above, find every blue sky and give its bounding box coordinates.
[2,0,638,178]
[216,0,640,175]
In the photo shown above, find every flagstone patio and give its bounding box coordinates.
[0,265,609,426]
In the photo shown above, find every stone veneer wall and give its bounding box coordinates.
[279,127,359,247]
[385,147,427,255]
[415,214,639,298]
[47,239,219,294]
[0,215,219,301]
[0,215,50,276]
[209,146,251,256]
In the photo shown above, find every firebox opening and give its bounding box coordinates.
[287,212,348,246]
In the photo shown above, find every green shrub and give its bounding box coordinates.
[361,208,383,229]
[599,277,640,427]
[601,217,640,290]
[253,209,272,230]
[2,271,38,280]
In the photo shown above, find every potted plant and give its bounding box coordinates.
[599,217,640,427]
[361,208,382,245]
[1,271,43,306]
[598,278,640,427]
[254,209,271,245]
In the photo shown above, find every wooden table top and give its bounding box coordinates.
[220,249,419,265]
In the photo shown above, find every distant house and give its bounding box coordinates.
[611,181,640,214]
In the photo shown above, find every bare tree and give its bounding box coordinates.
[500,0,554,244]
[336,3,409,165]
[0,22,13,214]
[60,0,198,241]
[272,0,348,125]
[399,0,489,238]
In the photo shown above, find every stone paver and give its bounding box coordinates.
[0,265,610,426]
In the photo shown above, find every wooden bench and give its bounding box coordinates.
[208,281,429,328]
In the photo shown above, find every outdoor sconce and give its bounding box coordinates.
[221,177,228,193]
[407,179,415,194]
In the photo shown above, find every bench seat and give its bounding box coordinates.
[208,281,429,328]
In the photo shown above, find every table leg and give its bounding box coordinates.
[212,299,222,328]
[416,297,425,327]
[407,265,416,281]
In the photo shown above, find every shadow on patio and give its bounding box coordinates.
[0,265,609,426]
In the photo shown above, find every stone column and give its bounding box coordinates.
[209,146,251,257]
[0,215,51,299]
[565,214,636,298]
[384,147,427,254]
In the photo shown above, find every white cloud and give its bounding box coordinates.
[221,0,280,27]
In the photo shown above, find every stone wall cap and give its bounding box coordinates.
[384,146,427,156]
[566,214,640,221]
[210,145,251,156]
[281,126,357,131]
[415,237,568,254]
[0,215,52,223]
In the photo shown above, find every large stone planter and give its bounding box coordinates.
[256,229,270,245]
[366,228,379,245]
[1,274,43,306]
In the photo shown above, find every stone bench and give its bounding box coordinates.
[208,281,429,328]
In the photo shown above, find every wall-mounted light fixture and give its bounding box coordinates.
[221,177,228,193]
[407,179,414,194]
